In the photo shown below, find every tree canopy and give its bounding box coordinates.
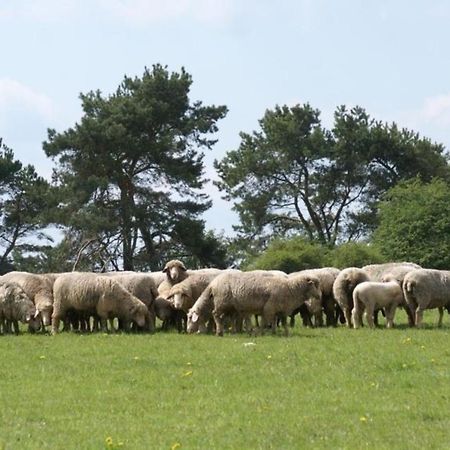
[215,104,449,248]
[0,139,53,273]
[44,65,228,270]
[373,178,450,269]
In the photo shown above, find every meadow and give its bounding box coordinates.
[0,311,449,449]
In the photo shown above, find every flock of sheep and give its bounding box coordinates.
[0,260,449,336]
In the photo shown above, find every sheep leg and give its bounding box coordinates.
[438,307,444,327]
[12,320,19,335]
[404,304,415,327]
[213,311,224,337]
[415,307,424,327]
[51,314,61,335]
[351,306,362,329]
[385,304,396,329]
[343,307,352,328]
[364,305,375,328]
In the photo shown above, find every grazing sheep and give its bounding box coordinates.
[332,268,370,327]
[352,281,404,329]
[102,272,159,332]
[289,268,340,327]
[187,271,321,336]
[51,272,148,334]
[0,282,41,334]
[167,271,231,313]
[403,269,450,327]
[154,296,186,332]
[0,271,54,329]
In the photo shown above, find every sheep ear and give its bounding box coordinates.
[162,267,168,273]
[191,312,199,323]
[34,309,40,319]
[25,315,31,323]
[180,264,187,272]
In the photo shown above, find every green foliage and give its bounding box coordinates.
[0,139,55,273]
[245,237,328,272]
[44,65,227,270]
[1,323,450,449]
[326,242,385,269]
[373,178,450,269]
[215,104,449,245]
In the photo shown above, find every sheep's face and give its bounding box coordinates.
[306,280,322,314]
[131,304,148,328]
[38,305,53,327]
[163,260,187,283]
[172,292,186,310]
[187,310,200,333]
[28,317,42,332]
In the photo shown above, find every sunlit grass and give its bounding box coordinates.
[0,310,449,449]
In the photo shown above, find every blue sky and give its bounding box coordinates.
[1,0,450,235]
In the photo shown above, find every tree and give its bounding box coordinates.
[0,139,54,273]
[215,104,449,247]
[326,242,384,269]
[373,178,450,269]
[44,65,228,270]
[245,237,328,273]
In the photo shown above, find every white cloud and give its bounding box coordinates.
[0,79,55,121]
[422,94,450,126]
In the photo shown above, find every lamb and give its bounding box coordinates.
[332,268,370,327]
[187,271,321,336]
[402,269,450,327]
[289,268,340,327]
[102,272,159,332]
[51,272,149,334]
[0,271,54,329]
[0,282,41,334]
[351,280,404,329]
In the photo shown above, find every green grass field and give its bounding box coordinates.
[0,311,449,449]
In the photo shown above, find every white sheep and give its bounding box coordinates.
[0,282,41,334]
[0,271,54,329]
[289,268,340,327]
[187,271,321,336]
[51,272,148,334]
[167,270,230,313]
[403,269,450,327]
[102,272,159,332]
[351,280,404,329]
[332,268,370,327]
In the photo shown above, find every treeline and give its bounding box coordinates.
[1,65,450,273]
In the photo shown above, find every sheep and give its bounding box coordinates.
[379,264,422,327]
[157,260,189,296]
[0,271,54,329]
[0,282,41,334]
[167,271,233,313]
[351,280,404,329]
[403,269,450,327]
[362,262,421,282]
[102,272,159,332]
[187,271,321,336]
[289,268,340,327]
[51,272,148,334]
[154,296,186,332]
[332,268,370,327]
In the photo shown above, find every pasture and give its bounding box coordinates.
[0,311,449,449]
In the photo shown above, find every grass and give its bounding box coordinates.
[0,310,449,449]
